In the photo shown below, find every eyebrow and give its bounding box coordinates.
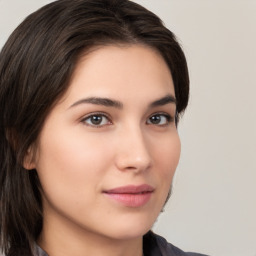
[150,94,176,107]
[69,94,176,109]
[69,97,123,109]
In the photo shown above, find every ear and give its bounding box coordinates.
[23,146,36,170]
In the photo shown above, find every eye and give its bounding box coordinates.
[81,113,111,127]
[147,113,172,126]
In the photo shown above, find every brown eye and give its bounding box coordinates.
[90,115,103,125]
[82,114,111,127]
[147,114,172,126]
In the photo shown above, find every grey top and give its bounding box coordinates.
[34,245,48,256]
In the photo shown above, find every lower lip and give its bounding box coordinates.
[104,192,152,207]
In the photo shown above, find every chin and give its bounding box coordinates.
[102,214,156,241]
[108,227,151,241]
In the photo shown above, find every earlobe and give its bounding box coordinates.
[5,128,36,170]
[23,147,36,170]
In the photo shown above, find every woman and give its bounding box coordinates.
[0,0,207,255]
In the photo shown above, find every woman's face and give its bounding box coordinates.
[29,44,180,241]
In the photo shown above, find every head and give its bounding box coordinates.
[0,0,189,255]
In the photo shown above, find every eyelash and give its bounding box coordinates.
[80,112,174,128]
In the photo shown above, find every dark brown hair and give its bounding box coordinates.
[0,0,189,255]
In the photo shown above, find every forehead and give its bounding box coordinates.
[62,44,175,106]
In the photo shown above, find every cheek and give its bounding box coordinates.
[155,132,181,173]
[34,129,113,204]
[152,132,181,192]
[36,126,111,172]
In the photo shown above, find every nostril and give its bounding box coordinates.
[115,155,152,173]
[126,166,137,170]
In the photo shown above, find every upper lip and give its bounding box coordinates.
[103,184,154,194]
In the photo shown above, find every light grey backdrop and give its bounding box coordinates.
[0,1,255,256]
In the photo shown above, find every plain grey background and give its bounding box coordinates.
[0,1,255,256]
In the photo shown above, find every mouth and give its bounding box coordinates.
[103,184,154,207]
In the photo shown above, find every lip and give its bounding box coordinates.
[103,184,154,207]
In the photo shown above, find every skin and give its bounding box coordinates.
[26,44,181,256]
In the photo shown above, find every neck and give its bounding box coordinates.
[38,213,144,256]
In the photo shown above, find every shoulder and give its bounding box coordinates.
[143,231,209,256]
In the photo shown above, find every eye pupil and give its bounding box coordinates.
[150,115,161,124]
[91,115,102,125]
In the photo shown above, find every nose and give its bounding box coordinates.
[114,126,152,173]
